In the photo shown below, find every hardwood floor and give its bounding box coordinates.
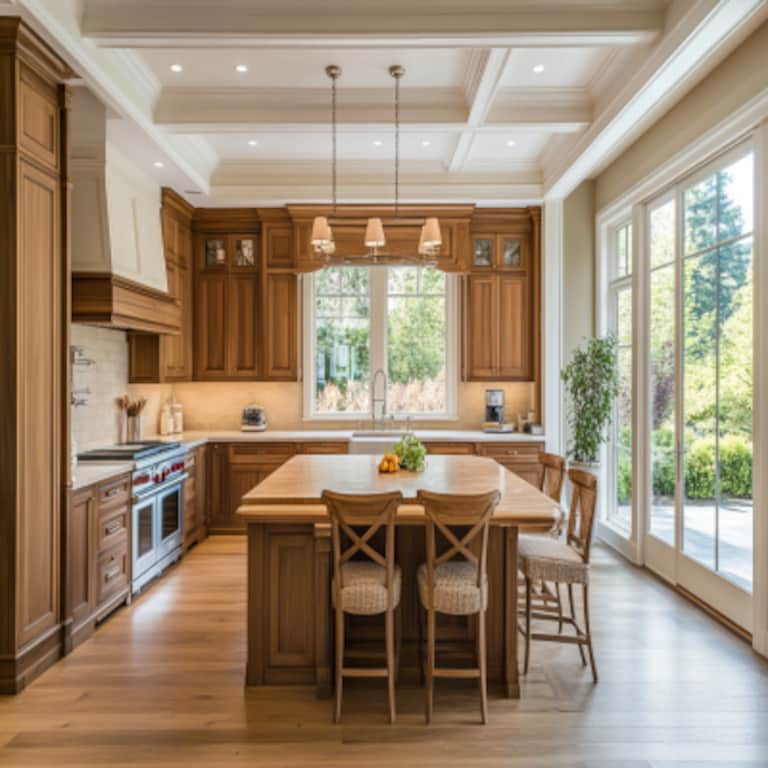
[1,536,768,766]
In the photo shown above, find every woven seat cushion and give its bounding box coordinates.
[518,534,588,585]
[417,561,488,616]
[334,561,402,615]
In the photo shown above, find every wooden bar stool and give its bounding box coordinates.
[322,490,403,724]
[416,489,501,724]
[518,469,599,683]
[518,452,567,624]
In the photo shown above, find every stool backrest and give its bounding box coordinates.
[566,469,598,562]
[538,451,566,503]
[322,490,403,608]
[416,490,501,595]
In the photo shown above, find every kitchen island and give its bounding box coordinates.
[237,454,561,699]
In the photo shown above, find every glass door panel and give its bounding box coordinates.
[648,199,676,546]
[611,286,632,531]
[682,250,717,570]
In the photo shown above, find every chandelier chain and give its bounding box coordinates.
[394,71,400,216]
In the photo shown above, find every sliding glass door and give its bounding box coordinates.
[642,145,754,627]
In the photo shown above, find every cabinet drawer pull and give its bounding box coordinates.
[105,519,123,535]
[104,485,126,498]
[104,563,121,581]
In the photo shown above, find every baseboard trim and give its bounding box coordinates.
[675,584,752,644]
[0,628,63,694]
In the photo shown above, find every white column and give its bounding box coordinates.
[542,198,564,456]
[752,120,768,657]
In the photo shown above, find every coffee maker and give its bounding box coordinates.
[483,389,513,432]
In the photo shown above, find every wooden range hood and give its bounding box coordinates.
[71,272,180,335]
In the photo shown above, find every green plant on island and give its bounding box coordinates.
[393,435,427,471]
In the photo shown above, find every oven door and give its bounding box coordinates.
[133,494,158,582]
[156,481,184,561]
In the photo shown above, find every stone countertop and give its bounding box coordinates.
[70,429,548,491]
[160,429,546,446]
[71,462,134,492]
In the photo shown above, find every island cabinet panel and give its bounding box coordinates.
[267,532,316,670]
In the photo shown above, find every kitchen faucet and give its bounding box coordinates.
[370,368,387,423]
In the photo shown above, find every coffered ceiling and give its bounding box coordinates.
[4,0,768,205]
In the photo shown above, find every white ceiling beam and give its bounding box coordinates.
[448,48,509,172]
[544,0,768,197]
[154,86,468,131]
[80,0,664,48]
[486,87,592,132]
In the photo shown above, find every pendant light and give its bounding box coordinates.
[311,65,341,258]
[365,65,442,262]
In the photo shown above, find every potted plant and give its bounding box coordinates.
[561,335,620,470]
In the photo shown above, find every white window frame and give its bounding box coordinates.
[596,103,768,642]
[302,266,459,421]
[604,219,634,540]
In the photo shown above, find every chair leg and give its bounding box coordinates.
[395,603,402,685]
[477,608,488,724]
[425,606,435,724]
[555,582,564,634]
[583,584,598,684]
[567,583,587,666]
[523,577,532,675]
[417,603,425,686]
[334,605,344,723]
[386,605,396,724]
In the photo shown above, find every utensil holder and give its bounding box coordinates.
[126,415,141,443]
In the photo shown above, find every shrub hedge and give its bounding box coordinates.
[616,427,752,501]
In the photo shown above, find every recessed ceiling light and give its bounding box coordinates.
[248,139,258,146]
[532,64,545,74]
[373,140,383,147]
[153,161,164,168]
[169,64,183,73]
[421,139,432,147]
[506,140,516,147]
[235,64,249,73]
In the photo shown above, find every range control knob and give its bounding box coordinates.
[153,473,161,483]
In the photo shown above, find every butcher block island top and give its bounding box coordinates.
[237,454,562,527]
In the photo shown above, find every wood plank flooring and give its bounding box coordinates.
[1,536,768,767]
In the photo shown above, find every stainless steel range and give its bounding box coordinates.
[78,441,188,593]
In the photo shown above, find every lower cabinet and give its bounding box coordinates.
[476,441,544,486]
[208,443,297,533]
[65,473,132,652]
[183,445,208,551]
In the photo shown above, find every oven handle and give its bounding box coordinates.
[132,472,189,505]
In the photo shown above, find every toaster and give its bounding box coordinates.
[241,404,267,432]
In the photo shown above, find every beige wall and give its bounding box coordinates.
[71,323,536,442]
[596,19,768,211]
[562,180,596,367]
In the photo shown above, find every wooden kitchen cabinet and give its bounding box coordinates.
[477,441,544,486]
[66,488,98,652]
[463,257,533,381]
[63,473,132,653]
[183,446,208,551]
[128,190,195,383]
[194,233,261,380]
[208,443,296,534]
[264,272,298,380]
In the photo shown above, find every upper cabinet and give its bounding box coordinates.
[128,189,194,383]
[195,231,261,380]
[463,209,540,382]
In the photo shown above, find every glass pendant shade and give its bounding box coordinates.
[365,217,386,248]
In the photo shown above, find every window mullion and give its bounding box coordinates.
[369,267,387,383]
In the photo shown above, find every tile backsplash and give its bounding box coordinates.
[70,323,539,448]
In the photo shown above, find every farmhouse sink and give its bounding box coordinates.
[348,434,404,455]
